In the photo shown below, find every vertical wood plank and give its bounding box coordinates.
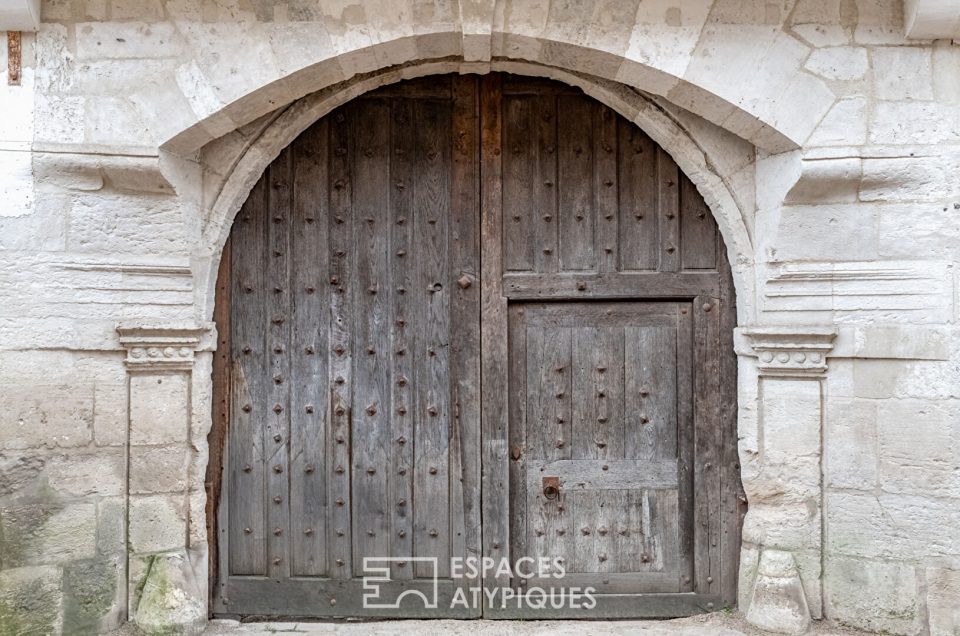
[718,248,743,605]
[388,97,416,579]
[450,75,482,602]
[535,94,558,274]
[618,125,658,270]
[657,148,680,272]
[595,103,619,274]
[327,105,354,579]
[289,120,329,576]
[227,181,268,576]
[413,97,452,578]
[265,150,293,580]
[693,294,721,595]
[502,95,535,272]
[350,98,392,575]
[676,303,695,591]
[507,304,528,580]
[679,175,717,270]
[557,95,596,272]
[209,235,231,594]
[625,326,677,461]
[479,73,511,588]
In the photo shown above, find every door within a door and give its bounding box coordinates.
[210,73,741,620]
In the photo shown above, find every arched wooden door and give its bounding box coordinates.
[210,74,742,619]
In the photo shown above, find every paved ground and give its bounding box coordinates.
[203,614,874,635]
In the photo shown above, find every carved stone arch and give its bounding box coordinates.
[193,61,758,328]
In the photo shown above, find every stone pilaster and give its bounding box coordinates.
[736,326,837,634]
[118,322,215,635]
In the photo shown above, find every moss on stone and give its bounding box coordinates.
[62,558,119,634]
[0,567,63,635]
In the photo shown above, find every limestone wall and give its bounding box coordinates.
[0,1,957,634]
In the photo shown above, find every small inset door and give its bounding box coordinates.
[507,301,697,613]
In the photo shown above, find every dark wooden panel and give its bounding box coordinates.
[215,72,739,620]
[289,123,329,576]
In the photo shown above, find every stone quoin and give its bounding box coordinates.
[0,1,958,635]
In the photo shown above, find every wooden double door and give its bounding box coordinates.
[210,74,741,619]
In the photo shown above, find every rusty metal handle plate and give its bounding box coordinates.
[542,476,560,500]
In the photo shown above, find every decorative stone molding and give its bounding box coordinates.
[739,326,837,377]
[117,323,215,372]
[904,0,960,40]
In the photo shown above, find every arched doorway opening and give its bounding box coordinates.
[208,73,741,619]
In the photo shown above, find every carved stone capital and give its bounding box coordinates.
[738,326,837,377]
[117,322,215,372]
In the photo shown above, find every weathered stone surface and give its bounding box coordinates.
[745,550,810,635]
[0,565,63,635]
[1,3,959,634]
[134,551,206,636]
[824,557,920,635]
[128,494,188,554]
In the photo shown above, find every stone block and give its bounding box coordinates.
[804,46,868,80]
[825,398,877,490]
[871,101,960,145]
[33,94,85,145]
[761,378,822,462]
[130,444,191,494]
[84,96,157,146]
[66,192,187,255]
[96,497,125,555]
[861,155,960,202]
[745,549,811,635]
[807,97,867,146]
[62,557,122,633]
[75,21,185,59]
[0,501,97,567]
[93,379,126,446]
[0,565,64,635]
[927,567,960,636]
[130,372,190,445]
[879,203,960,260]
[46,450,125,498]
[133,550,205,635]
[873,46,933,101]
[824,556,919,635]
[877,399,956,497]
[128,494,188,554]
[773,204,878,261]
[0,383,94,450]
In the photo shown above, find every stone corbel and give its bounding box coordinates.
[740,326,837,377]
[118,324,212,373]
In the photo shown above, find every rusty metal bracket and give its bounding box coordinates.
[7,32,21,86]
[542,476,560,500]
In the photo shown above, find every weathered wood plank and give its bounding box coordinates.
[449,77,482,607]
[227,177,268,577]
[327,103,354,579]
[209,235,231,597]
[535,93,558,274]
[502,272,720,299]
[479,73,511,589]
[265,148,293,580]
[618,123,658,270]
[625,326,677,461]
[558,95,596,272]
[502,94,535,272]
[413,97,452,578]
[680,175,717,270]
[676,303,696,592]
[595,103,619,274]
[289,120,329,576]
[657,148,680,273]
[350,98,392,575]
[388,97,416,580]
[693,294,722,595]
